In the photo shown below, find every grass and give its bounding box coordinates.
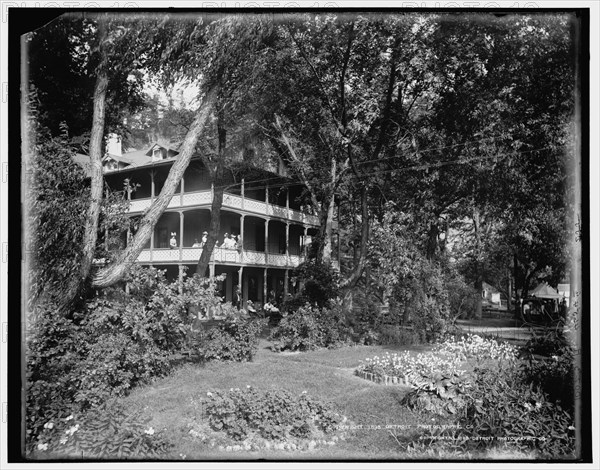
[117,339,440,460]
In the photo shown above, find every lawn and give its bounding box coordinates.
[118,339,441,460]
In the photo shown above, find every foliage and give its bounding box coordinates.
[269,304,353,352]
[199,311,267,362]
[405,365,576,458]
[27,128,89,306]
[31,401,172,458]
[286,261,340,309]
[204,386,341,442]
[393,336,575,458]
[368,207,454,342]
[524,327,570,357]
[401,371,472,417]
[26,266,220,448]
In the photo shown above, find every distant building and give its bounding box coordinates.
[482,282,501,305]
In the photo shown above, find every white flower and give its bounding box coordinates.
[144,427,155,435]
[246,385,251,389]
[65,415,73,421]
[44,422,54,429]
[302,391,307,394]
[65,424,80,436]
[60,437,68,445]
[37,443,48,451]
[568,425,576,431]
[207,392,213,397]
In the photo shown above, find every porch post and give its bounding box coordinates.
[241,178,245,210]
[209,263,215,279]
[286,187,290,219]
[264,218,270,264]
[303,226,308,257]
[263,267,268,304]
[178,264,184,293]
[150,170,155,200]
[238,266,244,310]
[284,269,289,299]
[240,214,245,262]
[180,175,185,206]
[285,222,290,265]
[179,211,184,261]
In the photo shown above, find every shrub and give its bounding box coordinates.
[401,370,472,416]
[287,261,340,309]
[31,401,172,458]
[525,327,570,357]
[269,304,352,352]
[26,266,221,449]
[402,361,576,458]
[204,387,341,442]
[199,312,267,362]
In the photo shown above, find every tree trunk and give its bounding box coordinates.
[92,90,216,288]
[318,158,336,264]
[60,21,108,311]
[196,176,224,276]
[340,184,369,290]
[472,207,483,319]
[507,268,512,311]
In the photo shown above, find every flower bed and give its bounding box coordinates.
[355,351,464,387]
[355,335,517,388]
[433,334,518,363]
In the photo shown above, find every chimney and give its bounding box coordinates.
[106,133,122,156]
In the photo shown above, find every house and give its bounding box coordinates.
[75,134,327,312]
[482,282,501,305]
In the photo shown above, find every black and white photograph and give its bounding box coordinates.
[2,3,596,466]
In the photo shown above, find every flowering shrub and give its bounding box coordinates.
[199,313,267,362]
[203,387,341,442]
[269,304,353,352]
[356,351,464,387]
[434,334,518,364]
[31,401,172,458]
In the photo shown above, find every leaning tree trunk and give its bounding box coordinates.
[92,90,216,288]
[60,21,108,312]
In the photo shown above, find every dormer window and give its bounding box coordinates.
[152,147,163,161]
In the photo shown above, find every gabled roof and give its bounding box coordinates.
[73,142,180,174]
[529,282,562,299]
